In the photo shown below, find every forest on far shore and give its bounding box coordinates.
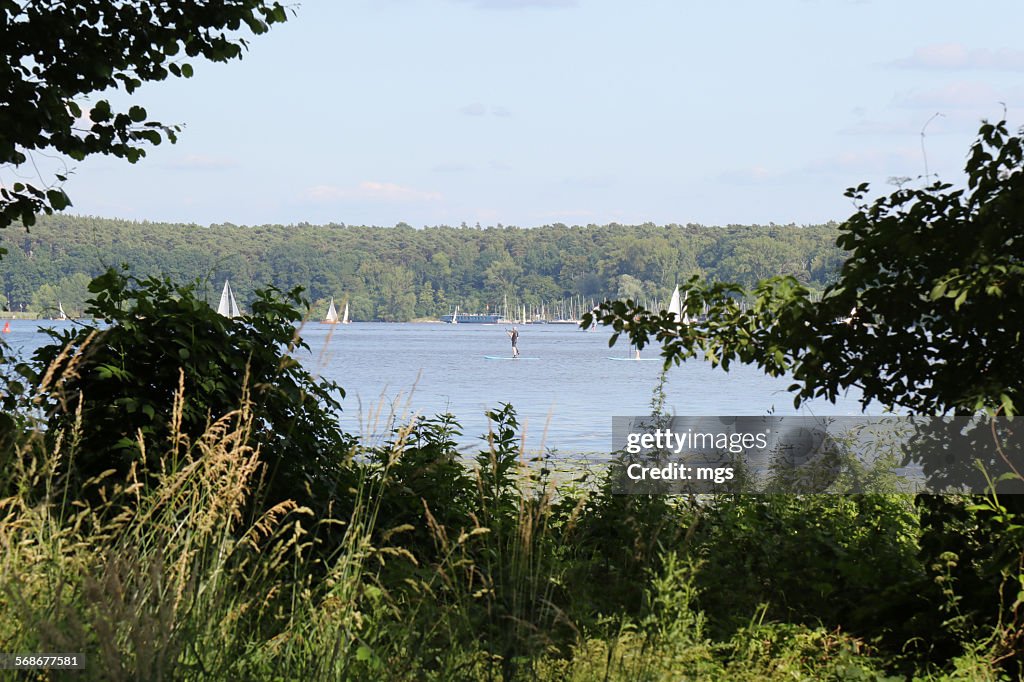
[0,215,845,320]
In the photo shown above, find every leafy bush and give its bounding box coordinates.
[18,267,357,514]
[691,496,925,643]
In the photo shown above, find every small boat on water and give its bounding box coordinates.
[441,311,501,324]
[324,298,340,324]
[342,301,350,324]
[667,286,681,322]
[217,280,241,318]
[667,285,692,325]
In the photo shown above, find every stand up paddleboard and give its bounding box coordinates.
[607,357,660,361]
[484,356,539,360]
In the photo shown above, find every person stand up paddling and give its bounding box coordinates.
[506,327,520,358]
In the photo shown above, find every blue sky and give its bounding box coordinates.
[65,0,1024,227]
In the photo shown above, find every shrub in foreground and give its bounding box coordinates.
[13,267,357,516]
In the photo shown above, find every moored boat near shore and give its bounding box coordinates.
[441,311,503,324]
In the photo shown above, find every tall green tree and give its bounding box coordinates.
[0,215,848,320]
[28,282,58,316]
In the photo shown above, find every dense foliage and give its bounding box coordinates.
[1,245,1021,677]
[583,118,1024,673]
[0,216,846,321]
[1,372,1017,679]
[10,267,356,515]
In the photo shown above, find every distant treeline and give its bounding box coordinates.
[0,215,846,321]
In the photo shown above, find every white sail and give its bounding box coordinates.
[452,305,459,324]
[342,302,350,324]
[57,301,67,320]
[217,280,241,318]
[324,298,340,324]
[667,286,681,322]
[681,290,691,325]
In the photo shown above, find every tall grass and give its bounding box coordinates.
[0,372,1017,679]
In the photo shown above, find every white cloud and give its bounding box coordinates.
[840,110,1015,137]
[802,147,920,175]
[303,181,442,203]
[718,147,921,185]
[890,44,1024,71]
[891,81,1024,110]
[474,208,501,222]
[459,102,487,116]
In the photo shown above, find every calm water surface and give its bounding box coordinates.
[3,320,875,455]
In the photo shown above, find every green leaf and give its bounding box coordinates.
[91,100,112,122]
[46,189,71,211]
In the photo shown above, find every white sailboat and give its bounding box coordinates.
[57,301,68,321]
[217,279,241,318]
[324,298,340,324]
[452,305,459,324]
[341,301,350,324]
[667,286,692,325]
[667,286,681,322]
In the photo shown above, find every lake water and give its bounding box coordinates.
[3,320,875,456]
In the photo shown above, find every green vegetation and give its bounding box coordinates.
[21,268,357,519]
[1,358,1017,679]
[4,388,949,680]
[2,158,1023,678]
[2,1,1021,673]
[0,216,845,320]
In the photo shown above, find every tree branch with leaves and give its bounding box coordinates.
[0,0,290,238]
